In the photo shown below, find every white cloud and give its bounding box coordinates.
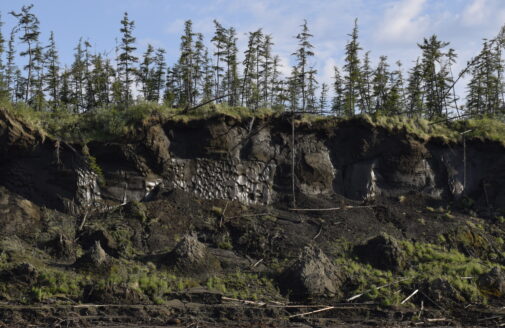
[462,0,488,26]
[375,0,428,43]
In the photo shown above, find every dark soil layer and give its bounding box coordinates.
[1,108,505,327]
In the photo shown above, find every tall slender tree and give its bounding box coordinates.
[343,19,362,116]
[10,4,41,103]
[117,12,138,108]
[211,20,226,101]
[418,35,450,119]
[292,20,314,111]
[0,13,7,99]
[332,66,345,116]
[138,44,155,100]
[44,31,60,108]
[5,29,16,100]
[319,82,329,112]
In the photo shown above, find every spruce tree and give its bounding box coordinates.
[385,61,405,115]
[242,29,262,108]
[0,13,7,99]
[5,29,16,100]
[288,66,300,112]
[179,20,195,107]
[260,34,274,107]
[211,20,226,101]
[90,53,112,107]
[224,27,239,106]
[418,35,450,119]
[117,12,138,108]
[44,31,60,108]
[31,40,45,111]
[292,20,314,111]
[331,66,345,116]
[139,44,155,100]
[306,68,318,112]
[152,48,166,103]
[343,18,362,116]
[270,55,282,108]
[193,33,206,104]
[319,82,329,112]
[372,55,390,113]
[10,4,41,103]
[467,40,503,116]
[358,51,373,113]
[201,48,214,102]
[59,68,72,107]
[71,39,86,112]
[406,58,424,116]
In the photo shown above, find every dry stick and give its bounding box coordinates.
[290,205,373,212]
[291,111,296,208]
[312,224,322,241]
[219,201,229,228]
[77,209,89,232]
[224,212,271,220]
[401,289,419,304]
[418,300,424,320]
[347,277,411,302]
[251,258,263,268]
[221,297,267,307]
[288,306,335,319]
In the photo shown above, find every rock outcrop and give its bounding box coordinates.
[280,246,342,300]
[478,267,505,297]
[166,234,220,275]
[354,233,407,272]
[74,240,110,270]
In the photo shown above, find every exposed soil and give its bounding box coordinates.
[1,109,505,327]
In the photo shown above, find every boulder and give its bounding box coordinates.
[167,234,220,275]
[74,240,110,270]
[478,267,505,297]
[280,246,342,300]
[421,278,465,305]
[48,233,76,260]
[78,228,119,257]
[354,233,406,272]
[8,262,38,283]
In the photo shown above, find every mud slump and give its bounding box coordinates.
[1,109,505,327]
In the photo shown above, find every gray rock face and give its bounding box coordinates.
[354,233,406,272]
[280,246,342,300]
[478,267,505,297]
[298,151,336,195]
[167,158,275,205]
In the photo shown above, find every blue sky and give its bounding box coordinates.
[1,0,505,95]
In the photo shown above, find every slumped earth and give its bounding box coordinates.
[1,107,505,327]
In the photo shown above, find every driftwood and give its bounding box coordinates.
[290,205,373,212]
[219,201,230,228]
[288,306,335,318]
[401,289,418,304]
[347,277,411,302]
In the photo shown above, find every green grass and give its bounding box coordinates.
[3,98,505,145]
[335,240,498,306]
[205,271,282,301]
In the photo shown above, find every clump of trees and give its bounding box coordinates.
[0,4,504,120]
